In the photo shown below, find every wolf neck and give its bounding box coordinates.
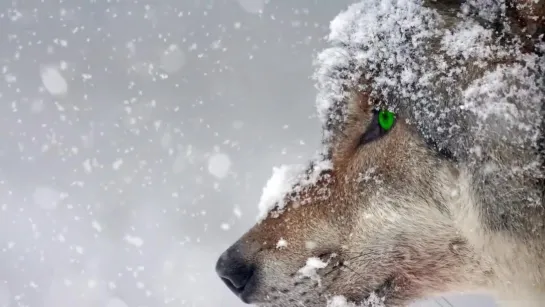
[446,169,545,303]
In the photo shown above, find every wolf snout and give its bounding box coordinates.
[216,243,256,303]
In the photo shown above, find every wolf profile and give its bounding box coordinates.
[216,0,545,306]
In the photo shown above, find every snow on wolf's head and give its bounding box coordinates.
[216,0,545,306]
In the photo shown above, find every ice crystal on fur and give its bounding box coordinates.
[297,257,329,287]
[327,293,386,307]
[276,238,288,249]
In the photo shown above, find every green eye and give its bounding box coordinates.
[378,110,396,131]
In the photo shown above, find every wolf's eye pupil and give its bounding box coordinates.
[378,110,395,131]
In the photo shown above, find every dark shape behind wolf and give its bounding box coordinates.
[216,0,545,306]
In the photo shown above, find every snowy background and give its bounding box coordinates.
[0,0,497,306]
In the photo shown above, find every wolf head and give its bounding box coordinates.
[216,89,487,306]
[216,0,545,306]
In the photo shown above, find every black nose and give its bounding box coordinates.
[215,245,255,298]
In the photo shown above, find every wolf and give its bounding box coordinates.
[216,0,545,306]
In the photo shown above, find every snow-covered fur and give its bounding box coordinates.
[216,0,545,306]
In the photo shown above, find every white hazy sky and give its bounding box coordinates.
[0,0,496,306]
